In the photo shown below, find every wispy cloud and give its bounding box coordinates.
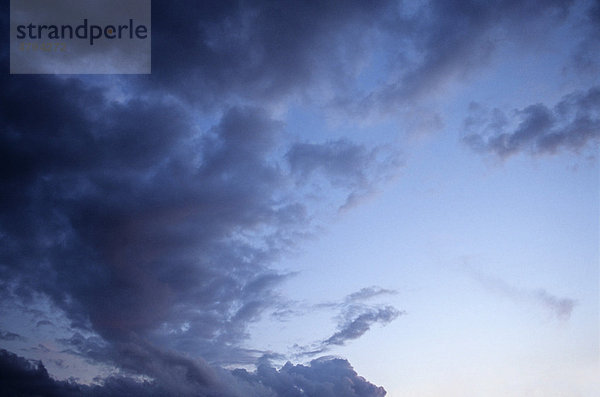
[294,287,404,357]
[467,267,576,320]
[323,306,403,347]
[0,330,25,342]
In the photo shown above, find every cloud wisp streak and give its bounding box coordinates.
[294,287,404,357]
[468,268,576,320]
[0,331,25,342]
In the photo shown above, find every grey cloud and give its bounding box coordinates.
[0,73,296,363]
[0,349,388,397]
[0,349,82,397]
[146,1,396,106]
[0,67,399,378]
[463,86,600,158]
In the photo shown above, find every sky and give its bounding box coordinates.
[0,1,599,396]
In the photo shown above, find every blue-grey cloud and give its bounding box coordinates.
[296,288,403,356]
[287,140,401,210]
[1,0,595,394]
[463,86,600,158]
[346,286,397,302]
[0,330,25,342]
[324,306,403,347]
[0,349,387,397]
[0,50,399,397]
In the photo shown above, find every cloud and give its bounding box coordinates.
[287,140,401,210]
[0,0,405,377]
[1,0,595,394]
[145,1,396,106]
[0,349,82,397]
[533,290,577,320]
[345,286,397,302]
[295,288,403,356]
[569,1,600,75]
[468,268,576,320]
[0,330,25,341]
[0,58,399,390]
[333,0,576,119]
[324,306,403,347]
[232,357,387,397]
[463,86,600,158]
[0,349,388,397]
[36,320,54,328]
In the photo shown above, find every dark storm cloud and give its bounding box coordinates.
[0,65,399,376]
[463,87,600,158]
[0,349,387,397]
[142,0,582,116]
[0,349,82,397]
[0,0,403,370]
[1,76,288,358]
[146,0,395,105]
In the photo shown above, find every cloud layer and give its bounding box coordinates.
[1,0,598,395]
[0,349,387,397]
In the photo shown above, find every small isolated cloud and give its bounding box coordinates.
[533,289,577,320]
[296,287,404,356]
[468,268,576,320]
[346,286,397,302]
[324,306,403,347]
[463,86,600,159]
[36,320,53,328]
